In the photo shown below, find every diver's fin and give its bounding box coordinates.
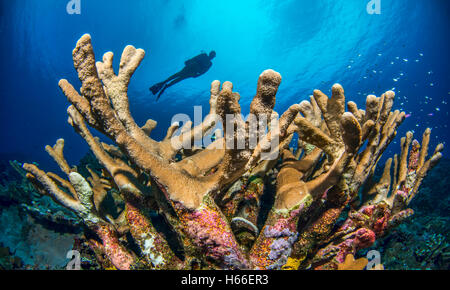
[150,82,164,95]
[155,84,168,101]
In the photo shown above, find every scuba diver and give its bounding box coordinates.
[150,51,216,101]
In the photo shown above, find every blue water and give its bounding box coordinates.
[0,0,449,171]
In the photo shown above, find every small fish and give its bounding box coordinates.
[405,114,412,118]
[428,113,434,116]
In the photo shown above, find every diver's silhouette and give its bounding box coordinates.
[150,51,216,101]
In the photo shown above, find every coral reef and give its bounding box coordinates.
[0,245,24,270]
[21,34,443,270]
[360,157,450,270]
[362,215,449,270]
[0,159,80,269]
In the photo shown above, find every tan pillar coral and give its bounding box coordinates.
[68,105,184,269]
[22,161,136,270]
[305,128,443,270]
[24,137,182,269]
[45,139,76,175]
[346,91,404,199]
[367,128,443,211]
[285,90,406,269]
[50,34,304,269]
[22,34,443,270]
[248,84,365,270]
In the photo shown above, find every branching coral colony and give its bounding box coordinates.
[22,35,443,270]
